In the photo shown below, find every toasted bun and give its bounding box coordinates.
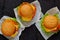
[18,2,36,21]
[1,19,18,36]
[44,15,58,29]
[43,15,58,32]
[44,26,57,32]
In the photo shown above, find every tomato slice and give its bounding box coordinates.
[57,24,60,30]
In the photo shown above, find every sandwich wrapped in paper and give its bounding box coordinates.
[0,16,25,40]
[14,1,42,27]
[35,7,60,40]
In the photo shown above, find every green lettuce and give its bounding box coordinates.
[10,18,20,28]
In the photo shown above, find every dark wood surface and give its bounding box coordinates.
[0,0,60,40]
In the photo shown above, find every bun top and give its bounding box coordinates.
[18,2,36,21]
[1,19,18,36]
[20,3,33,17]
[43,15,58,29]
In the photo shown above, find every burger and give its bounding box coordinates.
[40,13,59,33]
[17,2,36,21]
[1,18,20,37]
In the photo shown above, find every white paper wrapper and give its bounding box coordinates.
[0,16,25,40]
[46,7,59,15]
[14,1,42,28]
[35,7,60,40]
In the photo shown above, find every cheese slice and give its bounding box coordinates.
[11,31,18,38]
[22,16,33,21]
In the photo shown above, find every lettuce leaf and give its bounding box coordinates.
[10,18,20,28]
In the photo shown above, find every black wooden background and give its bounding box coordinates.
[0,0,60,40]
